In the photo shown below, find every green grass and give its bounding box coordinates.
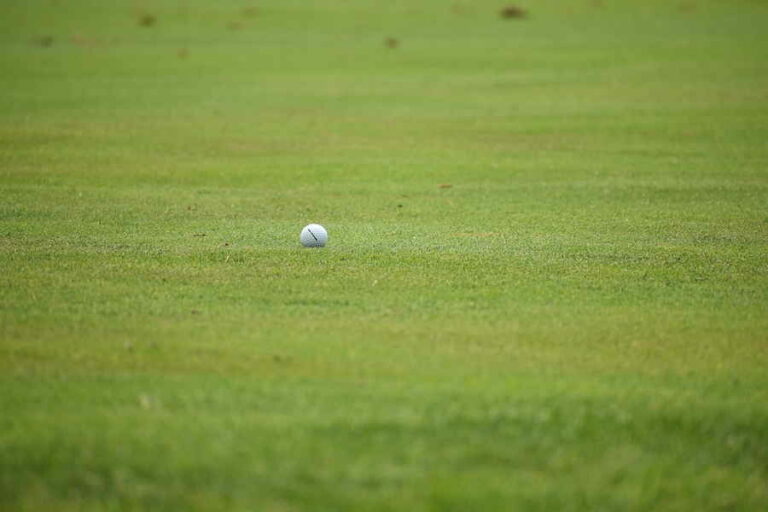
[2,0,768,510]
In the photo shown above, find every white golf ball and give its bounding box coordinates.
[300,224,328,248]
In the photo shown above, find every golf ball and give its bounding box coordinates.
[300,224,328,248]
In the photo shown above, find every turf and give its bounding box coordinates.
[2,0,768,510]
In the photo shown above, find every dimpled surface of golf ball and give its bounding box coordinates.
[300,224,328,248]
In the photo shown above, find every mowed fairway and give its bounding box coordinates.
[2,0,768,510]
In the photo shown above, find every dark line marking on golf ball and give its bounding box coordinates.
[308,228,318,242]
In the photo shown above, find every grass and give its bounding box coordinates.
[1,0,768,510]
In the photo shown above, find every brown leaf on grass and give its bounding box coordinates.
[70,34,99,47]
[385,37,399,49]
[452,3,468,15]
[499,5,527,19]
[70,34,87,46]
[438,184,453,189]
